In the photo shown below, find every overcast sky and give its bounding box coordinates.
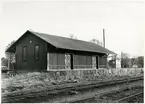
[0,0,144,58]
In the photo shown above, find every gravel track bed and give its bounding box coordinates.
[46,79,143,103]
[75,86,143,103]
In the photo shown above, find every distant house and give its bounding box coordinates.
[108,54,121,68]
[6,30,115,72]
[116,56,121,68]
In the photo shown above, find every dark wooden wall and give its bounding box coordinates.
[73,54,92,69]
[49,52,65,69]
[47,48,107,69]
[98,56,107,68]
[16,32,48,71]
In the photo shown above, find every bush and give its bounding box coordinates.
[2,72,52,94]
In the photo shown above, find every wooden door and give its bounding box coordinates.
[70,54,73,69]
[96,56,99,69]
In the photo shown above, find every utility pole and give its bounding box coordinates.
[8,53,10,70]
[103,29,105,48]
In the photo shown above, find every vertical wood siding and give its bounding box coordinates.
[73,54,92,69]
[49,53,57,69]
[16,32,47,71]
[58,53,65,69]
[98,56,107,68]
[49,52,65,69]
[48,51,107,70]
[86,55,92,68]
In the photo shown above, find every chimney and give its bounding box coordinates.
[103,29,105,48]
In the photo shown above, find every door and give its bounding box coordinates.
[70,54,73,69]
[96,56,99,69]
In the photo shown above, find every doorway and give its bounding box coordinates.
[70,54,73,69]
[96,56,99,69]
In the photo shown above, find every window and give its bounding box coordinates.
[34,45,40,61]
[22,46,27,61]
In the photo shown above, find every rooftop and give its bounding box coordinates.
[6,30,115,54]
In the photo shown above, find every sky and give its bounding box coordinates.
[0,0,144,59]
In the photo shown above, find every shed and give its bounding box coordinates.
[6,30,115,72]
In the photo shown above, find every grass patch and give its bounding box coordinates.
[2,72,54,93]
[1,69,143,94]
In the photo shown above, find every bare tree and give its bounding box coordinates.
[69,34,77,39]
[121,52,132,68]
[90,39,103,46]
[5,40,16,70]
[137,56,144,68]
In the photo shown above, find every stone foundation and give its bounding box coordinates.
[45,68,143,81]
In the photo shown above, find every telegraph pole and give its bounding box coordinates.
[103,29,105,48]
[8,53,10,70]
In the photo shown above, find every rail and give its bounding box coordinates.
[114,92,143,103]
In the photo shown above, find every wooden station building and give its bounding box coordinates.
[6,30,115,72]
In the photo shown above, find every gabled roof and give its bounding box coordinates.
[6,30,116,54]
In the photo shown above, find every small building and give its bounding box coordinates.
[116,55,121,68]
[6,30,115,72]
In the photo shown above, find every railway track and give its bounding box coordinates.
[2,76,143,103]
[70,86,143,103]
[114,92,143,103]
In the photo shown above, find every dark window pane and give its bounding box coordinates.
[23,46,27,61]
[35,45,39,61]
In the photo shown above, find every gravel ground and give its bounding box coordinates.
[125,93,143,103]
[76,86,143,103]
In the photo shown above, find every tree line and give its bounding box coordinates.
[121,52,143,68]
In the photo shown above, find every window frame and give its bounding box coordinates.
[34,45,40,61]
[22,46,27,61]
